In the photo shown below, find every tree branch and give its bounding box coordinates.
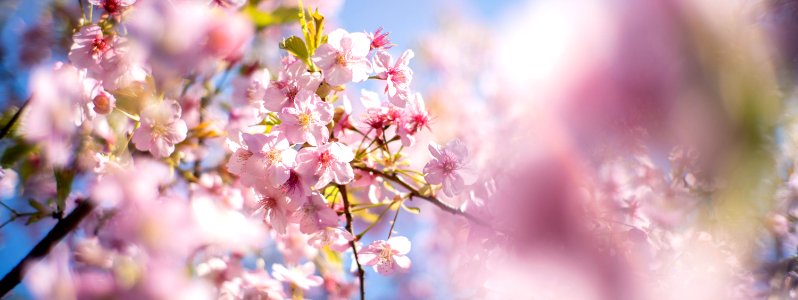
[352,165,490,227]
[0,99,29,140]
[0,199,96,297]
[338,185,366,300]
[338,185,365,300]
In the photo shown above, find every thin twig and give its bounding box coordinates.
[0,199,96,297]
[338,185,365,300]
[353,165,490,227]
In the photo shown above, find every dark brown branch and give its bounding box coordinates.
[352,165,490,227]
[0,99,29,140]
[0,199,96,297]
[338,185,365,300]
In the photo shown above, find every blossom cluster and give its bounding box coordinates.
[0,1,479,299]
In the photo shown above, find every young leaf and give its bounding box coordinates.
[54,169,75,215]
[279,36,311,66]
[245,6,300,29]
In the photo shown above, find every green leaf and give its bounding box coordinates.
[245,6,300,29]
[54,169,75,214]
[1,140,36,168]
[279,36,312,66]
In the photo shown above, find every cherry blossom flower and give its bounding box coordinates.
[226,132,298,188]
[132,101,188,158]
[22,64,82,167]
[308,227,354,251]
[89,0,136,16]
[397,92,431,147]
[369,27,393,51]
[423,139,477,197]
[0,168,18,198]
[253,185,304,235]
[277,90,333,146]
[296,193,338,234]
[296,142,356,190]
[359,236,412,275]
[231,68,270,112]
[313,29,372,86]
[264,60,322,111]
[373,49,414,106]
[272,262,323,291]
[69,25,116,72]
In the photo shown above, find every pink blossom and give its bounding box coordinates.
[226,132,298,188]
[423,139,477,197]
[68,25,115,72]
[92,88,116,115]
[132,101,188,158]
[22,64,82,167]
[369,27,393,51]
[0,168,18,199]
[272,262,323,290]
[359,236,412,275]
[264,60,322,111]
[358,89,402,138]
[277,90,333,146]
[296,193,338,234]
[231,68,270,111]
[88,0,136,15]
[308,227,354,251]
[253,185,304,235]
[397,92,431,147]
[373,49,414,106]
[205,12,253,61]
[296,142,355,190]
[313,29,372,86]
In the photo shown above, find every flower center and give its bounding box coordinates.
[151,123,169,137]
[91,36,110,59]
[265,149,282,165]
[298,113,313,128]
[318,151,333,168]
[104,0,121,14]
[259,197,277,211]
[379,245,393,262]
[335,53,348,66]
[441,157,457,174]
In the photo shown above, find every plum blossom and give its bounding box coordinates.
[359,236,412,275]
[264,60,322,111]
[226,132,298,188]
[132,101,188,158]
[308,227,354,251]
[397,93,431,147]
[69,25,116,72]
[272,262,323,291]
[313,29,372,86]
[373,49,414,106]
[296,193,338,234]
[277,90,333,146]
[423,139,476,197]
[296,142,356,190]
